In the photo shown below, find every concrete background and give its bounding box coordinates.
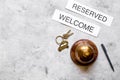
[0,0,120,80]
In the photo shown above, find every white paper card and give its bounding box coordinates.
[66,0,113,26]
[52,9,100,37]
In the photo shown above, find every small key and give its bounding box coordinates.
[62,30,74,39]
[58,40,69,52]
[55,30,73,52]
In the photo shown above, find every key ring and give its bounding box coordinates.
[55,36,64,45]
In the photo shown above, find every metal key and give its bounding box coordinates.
[55,30,73,52]
[58,40,69,52]
[62,30,74,39]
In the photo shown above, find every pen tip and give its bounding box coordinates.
[101,44,103,46]
[112,68,115,72]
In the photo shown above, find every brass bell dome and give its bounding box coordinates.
[70,39,98,65]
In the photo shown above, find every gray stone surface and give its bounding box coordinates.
[0,0,120,80]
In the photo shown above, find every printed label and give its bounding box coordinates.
[66,0,113,26]
[52,9,100,37]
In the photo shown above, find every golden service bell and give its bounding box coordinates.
[70,39,98,65]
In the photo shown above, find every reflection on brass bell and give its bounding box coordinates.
[70,39,98,65]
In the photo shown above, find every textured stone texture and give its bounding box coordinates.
[0,0,120,80]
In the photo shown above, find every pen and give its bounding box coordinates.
[101,44,115,72]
